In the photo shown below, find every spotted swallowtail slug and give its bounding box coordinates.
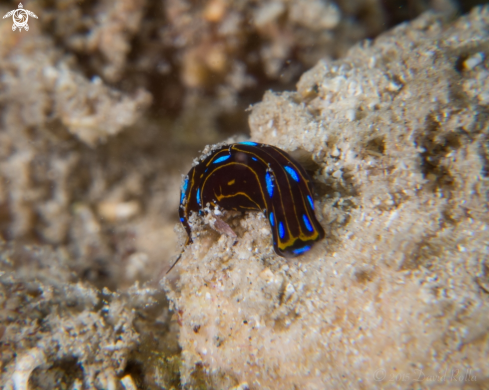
[168,142,325,273]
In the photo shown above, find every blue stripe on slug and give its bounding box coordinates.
[240,141,258,146]
[279,222,285,239]
[292,246,311,255]
[269,212,274,226]
[181,177,189,203]
[284,166,299,182]
[196,187,201,206]
[266,172,274,197]
[252,157,258,161]
[303,214,314,232]
[307,195,314,210]
[213,155,231,164]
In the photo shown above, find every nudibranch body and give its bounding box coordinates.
[178,142,325,260]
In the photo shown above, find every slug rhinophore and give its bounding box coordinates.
[168,142,325,272]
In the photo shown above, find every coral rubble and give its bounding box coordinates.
[0,240,180,389]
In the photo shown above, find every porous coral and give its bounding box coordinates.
[0,239,180,390]
[164,7,489,390]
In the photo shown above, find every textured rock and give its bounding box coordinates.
[165,8,489,389]
[0,240,180,390]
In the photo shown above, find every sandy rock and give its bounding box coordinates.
[0,240,180,390]
[165,8,489,389]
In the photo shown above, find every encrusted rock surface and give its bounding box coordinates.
[0,240,180,390]
[164,8,489,390]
